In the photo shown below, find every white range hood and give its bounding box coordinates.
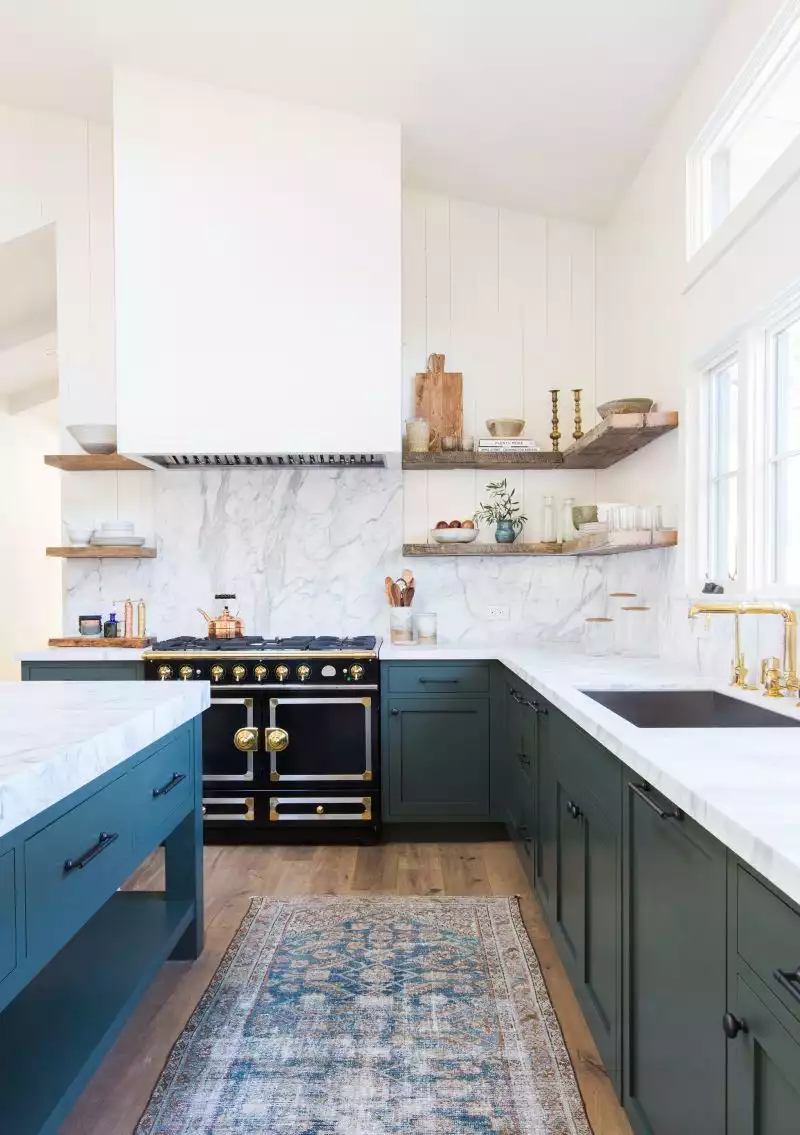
[113,69,401,464]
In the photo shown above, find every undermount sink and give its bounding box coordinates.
[581,689,800,729]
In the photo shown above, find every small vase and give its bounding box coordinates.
[495,519,517,543]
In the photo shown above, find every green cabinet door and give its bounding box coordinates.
[384,696,491,820]
[728,975,800,1135]
[623,779,727,1135]
[533,708,556,917]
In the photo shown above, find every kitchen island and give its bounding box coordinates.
[0,681,209,1135]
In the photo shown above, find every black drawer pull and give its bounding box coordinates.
[418,678,460,684]
[566,800,582,820]
[152,772,186,798]
[390,707,400,715]
[516,751,531,768]
[510,688,524,703]
[774,967,800,1004]
[64,831,118,873]
[630,782,683,821]
[722,1012,747,1039]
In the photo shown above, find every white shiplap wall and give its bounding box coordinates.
[402,189,599,542]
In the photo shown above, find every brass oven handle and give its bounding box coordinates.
[234,727,259,752]
[265,727,289,752]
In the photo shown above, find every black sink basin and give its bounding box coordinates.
[581,689,800,728]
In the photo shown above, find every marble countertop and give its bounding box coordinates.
[16,647,153,661]
[382,642,800,906]
[0,682,210,838]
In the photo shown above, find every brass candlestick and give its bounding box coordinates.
[572,388,583,440]
[549,389,561,453]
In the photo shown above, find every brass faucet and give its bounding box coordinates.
[687,602,799,697]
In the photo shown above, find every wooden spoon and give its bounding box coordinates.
[391,582,403,607]
[403,585,415,607]
[385,576,395,605]
[401,569,414,588]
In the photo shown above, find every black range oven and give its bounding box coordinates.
[144,636,381,843]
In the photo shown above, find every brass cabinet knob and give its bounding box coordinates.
[265,727,289,752]
[254,664,267,681]
[234,727,259,751]
[158,665,173,681]
[275,665,289,682]
[210,665,224,682]
[315,804,325,814]
[232,664,247,682]
[350,663,364,681]
[297,664,311,682]
[179,665,193,681]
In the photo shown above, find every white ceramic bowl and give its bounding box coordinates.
[431,527,479,544]
[66,526,94,546]
[67,424,117,454]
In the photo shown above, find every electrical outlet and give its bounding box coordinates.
[486,605,510,620]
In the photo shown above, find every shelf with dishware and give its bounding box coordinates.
[403,530,677,557]
[46,546,157,559]
[44,454,150,472]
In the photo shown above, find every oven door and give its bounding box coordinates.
[266,695,374,783]
[203,695,259,784]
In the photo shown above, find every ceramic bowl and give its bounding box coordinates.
[486,418,525,438]
[572,504,598,529]
[67,424,117,454]
[596,399,654,419]
[66,526,94,546]
[431,527,479,544]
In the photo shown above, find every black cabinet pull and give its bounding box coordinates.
[390,707,400,715]
[517,824,530,840]
[566,800,582,820]
[418,678,460,684]
[516,750,530,769]
[510,688,524,703]
[630,782,683,821]
[774,967,800,1005]
[152,771,186,798]
[722,1012,747,1039]
[64,831,118,873]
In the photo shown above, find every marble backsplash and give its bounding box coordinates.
[63,466,773,673]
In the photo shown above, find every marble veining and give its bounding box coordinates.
[0,682,209,837]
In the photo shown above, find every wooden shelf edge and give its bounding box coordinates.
[44,454,150,472]
[402,531,677,557]
[46,546,157,559]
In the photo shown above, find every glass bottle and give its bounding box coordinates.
[560,496,576,542]
[103,612,118,639]
[542,495,556,542]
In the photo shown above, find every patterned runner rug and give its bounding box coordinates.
[136,895,591,1134]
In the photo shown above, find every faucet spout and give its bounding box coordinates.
[687,601,798,693]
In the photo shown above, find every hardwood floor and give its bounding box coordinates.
[59,841,633,1135]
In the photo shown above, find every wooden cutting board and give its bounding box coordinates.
[48,637,155,648]
[414,354,463,450]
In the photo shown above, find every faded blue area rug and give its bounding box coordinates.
[136,896,591,1134]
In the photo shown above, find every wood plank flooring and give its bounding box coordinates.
[59,841,632,1135]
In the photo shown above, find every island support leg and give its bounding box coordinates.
[165,717,205,959]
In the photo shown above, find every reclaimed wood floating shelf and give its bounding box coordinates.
[46,546,157,559]
[402,412,679,471]
[44,454,150,472]
[403,530,678,558]
[48,636,155,648]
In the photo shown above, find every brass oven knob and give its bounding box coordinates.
[254,664,267,681]
[234,727,259,751]
[179,665,193,681]
[265,727,289,752]
[158,665,173,681]
[297,664,311,682]
[350,664,364,681]
[275,664,289,682]
[232,664,247,682]
[315,805,325,815]
[210,664,224,682]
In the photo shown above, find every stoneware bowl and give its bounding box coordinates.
[572,504,598,530]
[596,399,654,419]
[430,527,479,544]
[67,423,117,454]
[486,418,525,438]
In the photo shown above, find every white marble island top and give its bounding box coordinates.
[383,643,800,907]
[0,682,209,839]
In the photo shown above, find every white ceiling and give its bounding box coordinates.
[0,0,730,220]
[0,225,57,397]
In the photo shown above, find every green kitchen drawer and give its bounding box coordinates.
[0,850,16,985]
[735,864,800,1029]
[131,731,194,849]
[549,706,621,819]
[25,774,134,964]
[385,663,490,695]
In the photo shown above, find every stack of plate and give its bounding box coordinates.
[578,522,609,535]
[90,521,145,547]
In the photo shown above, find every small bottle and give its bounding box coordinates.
[542,495,556,542]
[122,598,133,638]
[136,599,147,639]
[104,612,118,639]
[560,496,576,542]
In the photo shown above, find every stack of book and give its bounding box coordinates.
[477,438,541,453]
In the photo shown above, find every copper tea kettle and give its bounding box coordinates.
[197,593,244,639]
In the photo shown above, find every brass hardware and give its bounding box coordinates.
[350,663,364,681]
[689,603,798,694]
[549,389,561,453]
[360,697,372,708]
[275,664,289,682]
[157,664,173,681]
[265,727,289,752]
[362,796,372,822]
[363,770,373,781]
[762,657,784,698]
[210,665,224,682]
[269,808,279,821]
[270,771,280,782]
[254,664,267,681]
[315,804,325,814]
[572,388,583,440]
[232,664,246,682]
[233,727,259,751]
[244,796,255,822]
[270,698,279,708]
[244,697,253,709]
[179,665,193,681]
[730,614,758,690]
[297,664,311,682]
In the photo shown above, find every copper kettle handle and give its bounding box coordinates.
[197,608,212,623]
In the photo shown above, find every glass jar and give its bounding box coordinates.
[414,612,438,646]
[617,605,658,657]
[584,617,615,656]
[390,607,415,644]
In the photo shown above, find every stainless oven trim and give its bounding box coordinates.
[269,796,372,822]
[202,696,256,784]
[268,696,373,782]
[203,796,255,821]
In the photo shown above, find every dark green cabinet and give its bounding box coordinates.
[21,661,143,681]
[384,696,491,820]
[727,975,800,1135]
[623,779,727,1135]
[504,684,539,884]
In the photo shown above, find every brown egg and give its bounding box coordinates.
[462,519,475,529]
[449,520,462,528]
[435,520,449,529]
